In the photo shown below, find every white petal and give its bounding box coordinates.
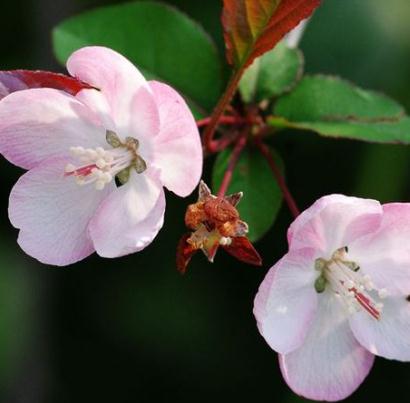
[9,157,113,265]
[254,248,318,354]
[88,169,165,258]
[0,88,106,169]
[128,85,161,164]
[349,203,410,297]
[149,81,202,197]
[287,194,382,257]
[280,292,374,401]
[75,88,116,132]
[67,46,151,132]
[350,296,410,361]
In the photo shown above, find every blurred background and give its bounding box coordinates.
[1,0,410,402]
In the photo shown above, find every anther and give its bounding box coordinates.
[106,130,122,148]
[314,275,327,293]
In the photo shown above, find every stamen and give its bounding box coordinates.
[65,132,147,189]
[314,246,385,320]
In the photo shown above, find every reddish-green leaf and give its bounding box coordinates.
[0,70,93,100]
[222,0,320,68]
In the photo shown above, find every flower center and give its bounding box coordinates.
[187,223,233,250]
[64,130,147,190]
[314,246,387,320]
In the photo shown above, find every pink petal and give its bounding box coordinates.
[349,296,410,361]
[280,293,374,401]
[254,248,318,354]
[77,86,161,168]
[128,85,161,165]
[349,203,410,297]
[287,194,382,256]
[88,169,165,258]
[9,157,113,266]
[75,88,116,132]
[0,88,106,170]
[149,81,202,197]
[67,46,150,131]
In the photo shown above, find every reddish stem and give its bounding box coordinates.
[197,115,247,128]
[203,67,246,153]
[255,138,300,218]
[217,133,248,198]
[210,131,239,154]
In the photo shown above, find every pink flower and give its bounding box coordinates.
[0,46,202,265]
[254,194,410,401]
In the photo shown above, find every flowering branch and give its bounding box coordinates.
[254,137,300,218]
[217,131,248,197]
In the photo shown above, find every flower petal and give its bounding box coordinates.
[88,169,165,258]
[128,85,161,165]
[9,157,113,266]
[349,296,410,361]
[349,203,410,297]
[280,292,374,401]
[0,88,106,169]
[149,81,202,197]
[254,248,318,354]
[287,194,382,256]
[67,46,149,131]
[75,88,116,132]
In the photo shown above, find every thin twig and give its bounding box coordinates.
[197,115,247,128]
[203,67,246,153]
[217,132,248,198]
[255,138,300,218]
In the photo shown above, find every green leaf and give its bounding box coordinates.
[271,75,410,143]
[52,1,223,113]
[275,75,405,121]
[269,116,410,143]
[239,41,304,103]
[212,146,283,242]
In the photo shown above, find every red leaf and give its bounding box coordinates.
[0,70,93,100]
[222,237,262,266]
[222,0,321,68]
[176,233,198,274]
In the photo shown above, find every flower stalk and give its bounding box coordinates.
[202,66,246,153]
[254,137,300,218]
[217,131,248,197]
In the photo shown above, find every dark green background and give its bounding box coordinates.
[1,1,410,402]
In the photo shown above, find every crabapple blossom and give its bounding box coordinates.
[0,46,202,265]
[254,194,410,401]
